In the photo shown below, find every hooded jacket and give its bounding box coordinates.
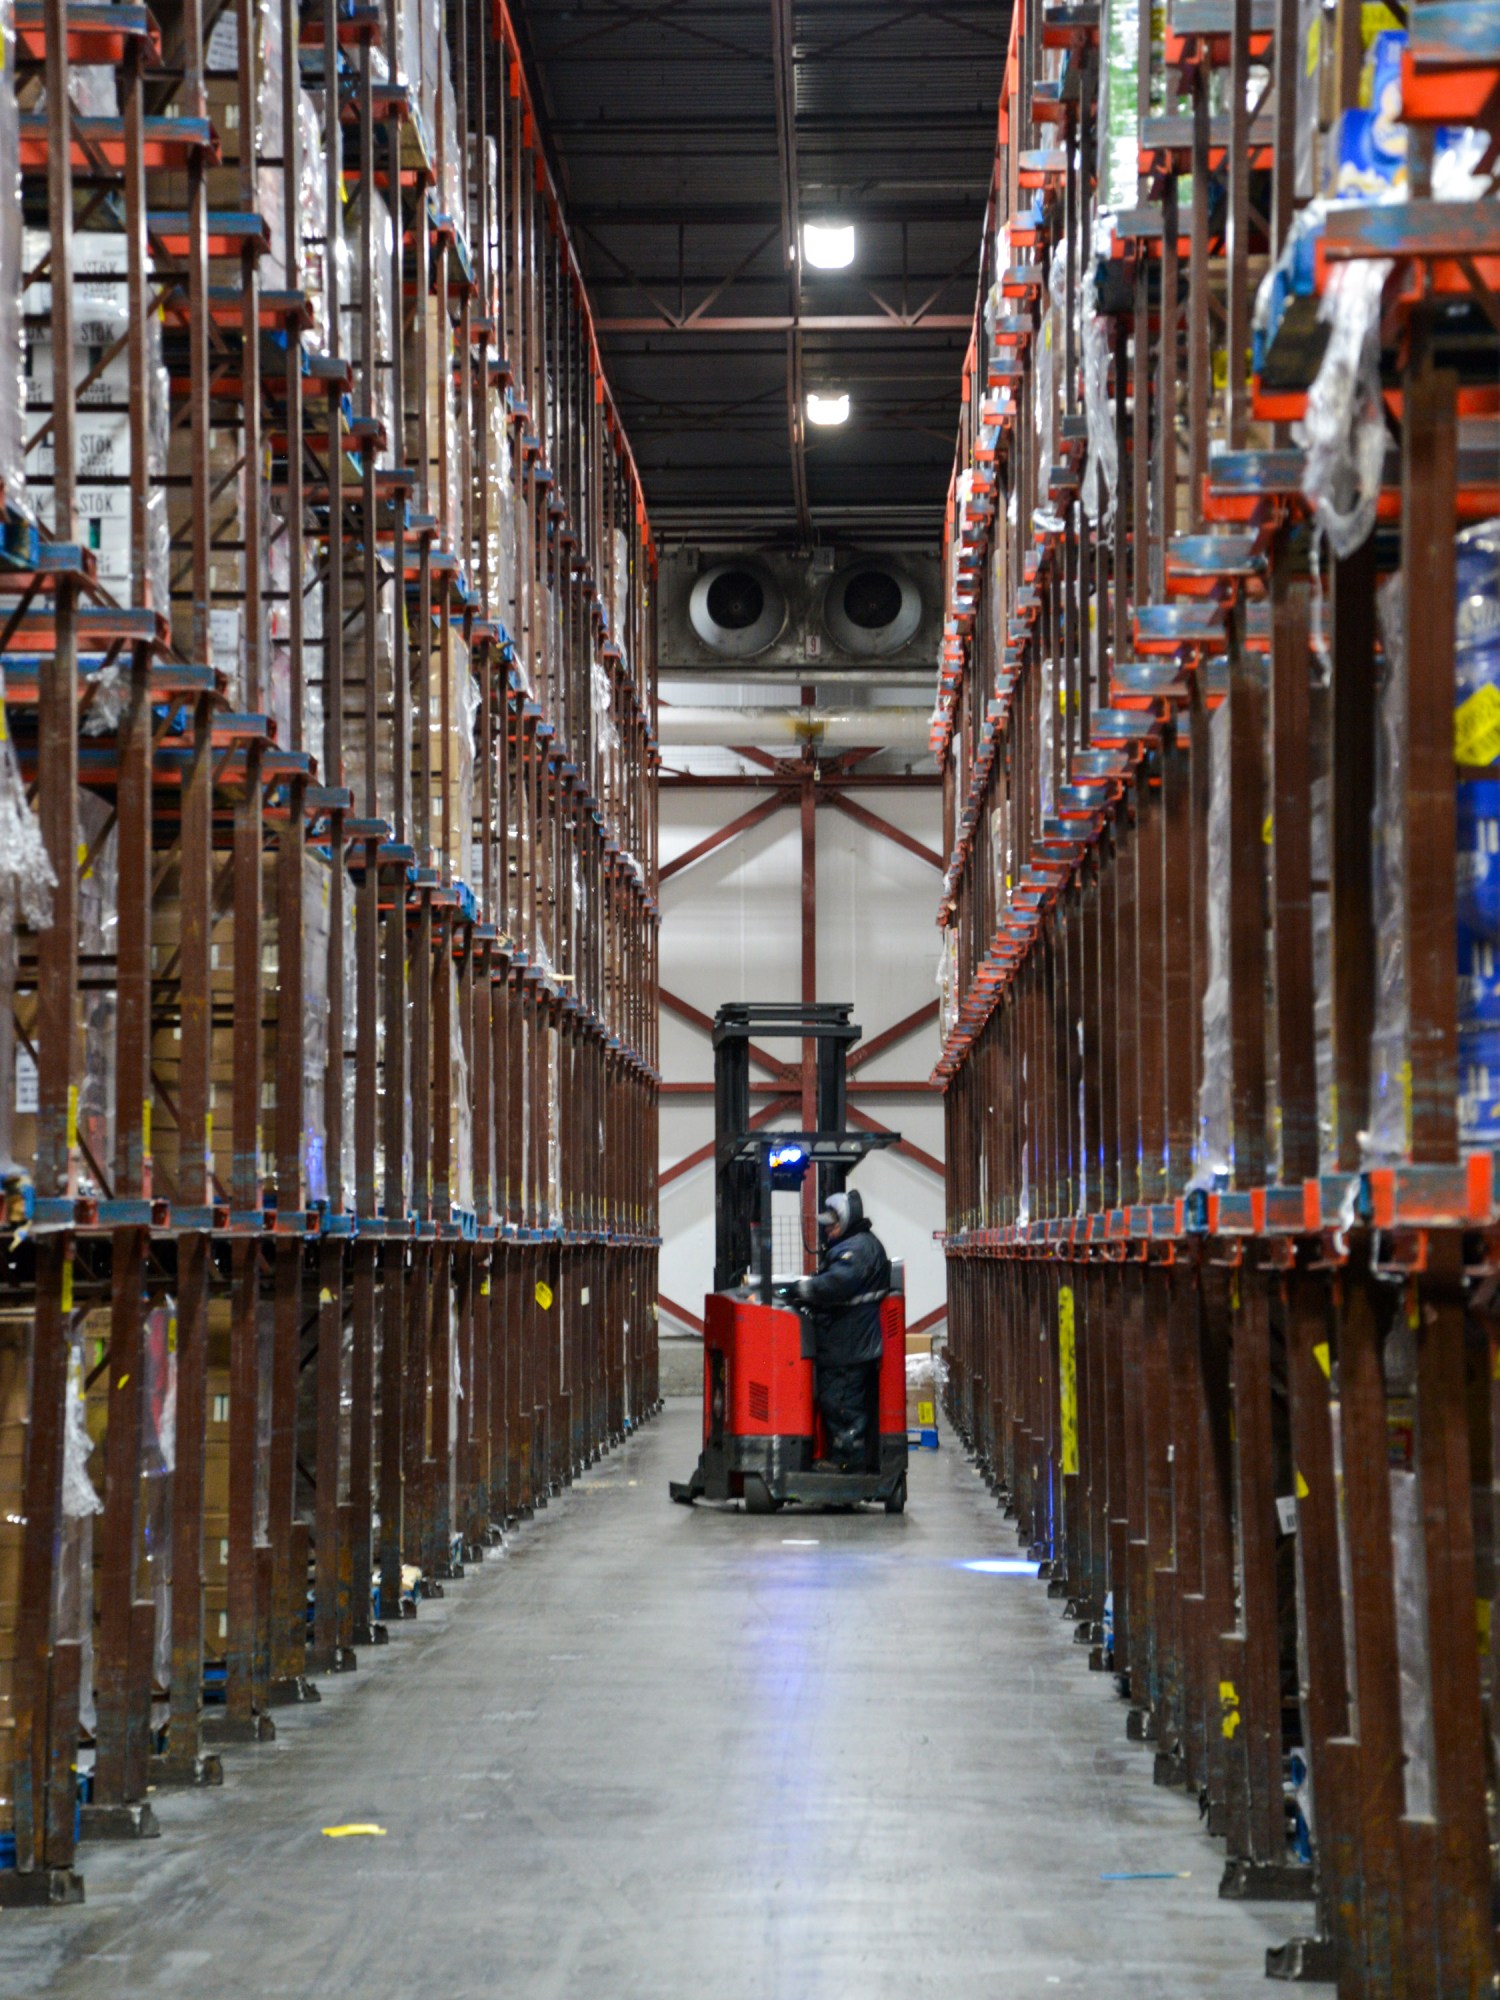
[797,1188,890,1366]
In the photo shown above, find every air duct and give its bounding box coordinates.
[656,706,932,752]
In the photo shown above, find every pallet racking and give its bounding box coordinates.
[933,0,1500,1986]
[0,0,659,1900]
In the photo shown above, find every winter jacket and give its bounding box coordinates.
[799,1210,891,1366]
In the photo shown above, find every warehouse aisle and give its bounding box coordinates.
[5,1402,1307,2000]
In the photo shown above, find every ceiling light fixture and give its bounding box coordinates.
[806,391,850,427]
[802,220,855,270]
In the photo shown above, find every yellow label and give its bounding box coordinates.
[535,1280,553,1310]
[0,695,8,742]
[319,1287,334,1306]
[1455,683,1500,766]
[1313,1341,1331,1380]
[60,1258,73,1313]
[1262,811,1274,846]
[322,1824,386,1839]
[1477,1597,1492,1657]
[1230,1272,1240,1313]
[1219,1680,1241,1739]
[1295,1469,1309,1499]
[168,1314,177,1354]
[480,1280,491,1298]
[141,1099,151,1157]
[917,1400,935,1426]
[1058,1284,1078,1476]
[117,1373,129,1391]
[67,1084,78,1151]
[205,1110,213,1162]
[1305,12,1320,78]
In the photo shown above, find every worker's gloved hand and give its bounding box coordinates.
[794,1276,814,1302]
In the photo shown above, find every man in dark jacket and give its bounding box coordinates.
[794,1187,891,1472]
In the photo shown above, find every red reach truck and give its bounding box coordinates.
[670,1004,910,1514]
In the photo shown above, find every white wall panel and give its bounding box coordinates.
[658,776,946,1336]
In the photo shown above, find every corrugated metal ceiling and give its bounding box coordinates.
[509,0,1008,550]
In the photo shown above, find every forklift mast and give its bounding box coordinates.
[710,1002,895,1298]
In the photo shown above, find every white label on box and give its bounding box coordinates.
[14,1046,37,1114]
[23,231,130,335]
[210,608,241,672]
[1275,1494,1298,1535]
[206,16,238,68]
[75,485,130,520]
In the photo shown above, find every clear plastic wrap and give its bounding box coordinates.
[612,527,632,667]
[0,0,23,517]
[1294,0,1321,199]
[1365,573,1408,1161]
[1037,652,1056,827]
[61,1329,102,1524]
[452,966,472,1213]
[340,869,358,1206]
[937,926,958,1042]
[1034,247,1063,467]
[0,705,55,936]
[1311,772,1336,1174]
[547,1023,562,1228]
[1098,0,1141,218]
[1193,700,1233,1187]
[297,92,332,353]
[142,1301,175,1689]
[302,853,331,1203]
[591,652,620,776]
[59,1329,100,1733]
[254,1300,273,1544]
[1391,1471,1435,1803]
[1298,257,1392,560]
[1383,1309,1434,1817]
[24,232,170,624]
[486,390,515,631]
[1081,275,1117,530]
[345,187,397,457]
[75,791,118,1195]
[205,2,284,158]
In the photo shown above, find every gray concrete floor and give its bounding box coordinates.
[4,1399,1312,1999]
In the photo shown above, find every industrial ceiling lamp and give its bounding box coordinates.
[805,391,850,426]
[802,219,855,269]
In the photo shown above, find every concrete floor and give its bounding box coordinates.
[4,1399,1312,2000]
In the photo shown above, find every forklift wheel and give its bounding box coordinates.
[884,1477,907,1516]
[743,1476,776,1515]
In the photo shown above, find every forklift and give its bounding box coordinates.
[669,1002,910,1514]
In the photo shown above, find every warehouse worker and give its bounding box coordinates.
[795,1188,891,1473]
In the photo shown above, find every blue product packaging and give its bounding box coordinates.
[1459,1022,1500,1146]
[1329,31,1407,196]
[1455,523,1500,944]
[1455,780,1500,943]
[1458,924,1500,1027]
